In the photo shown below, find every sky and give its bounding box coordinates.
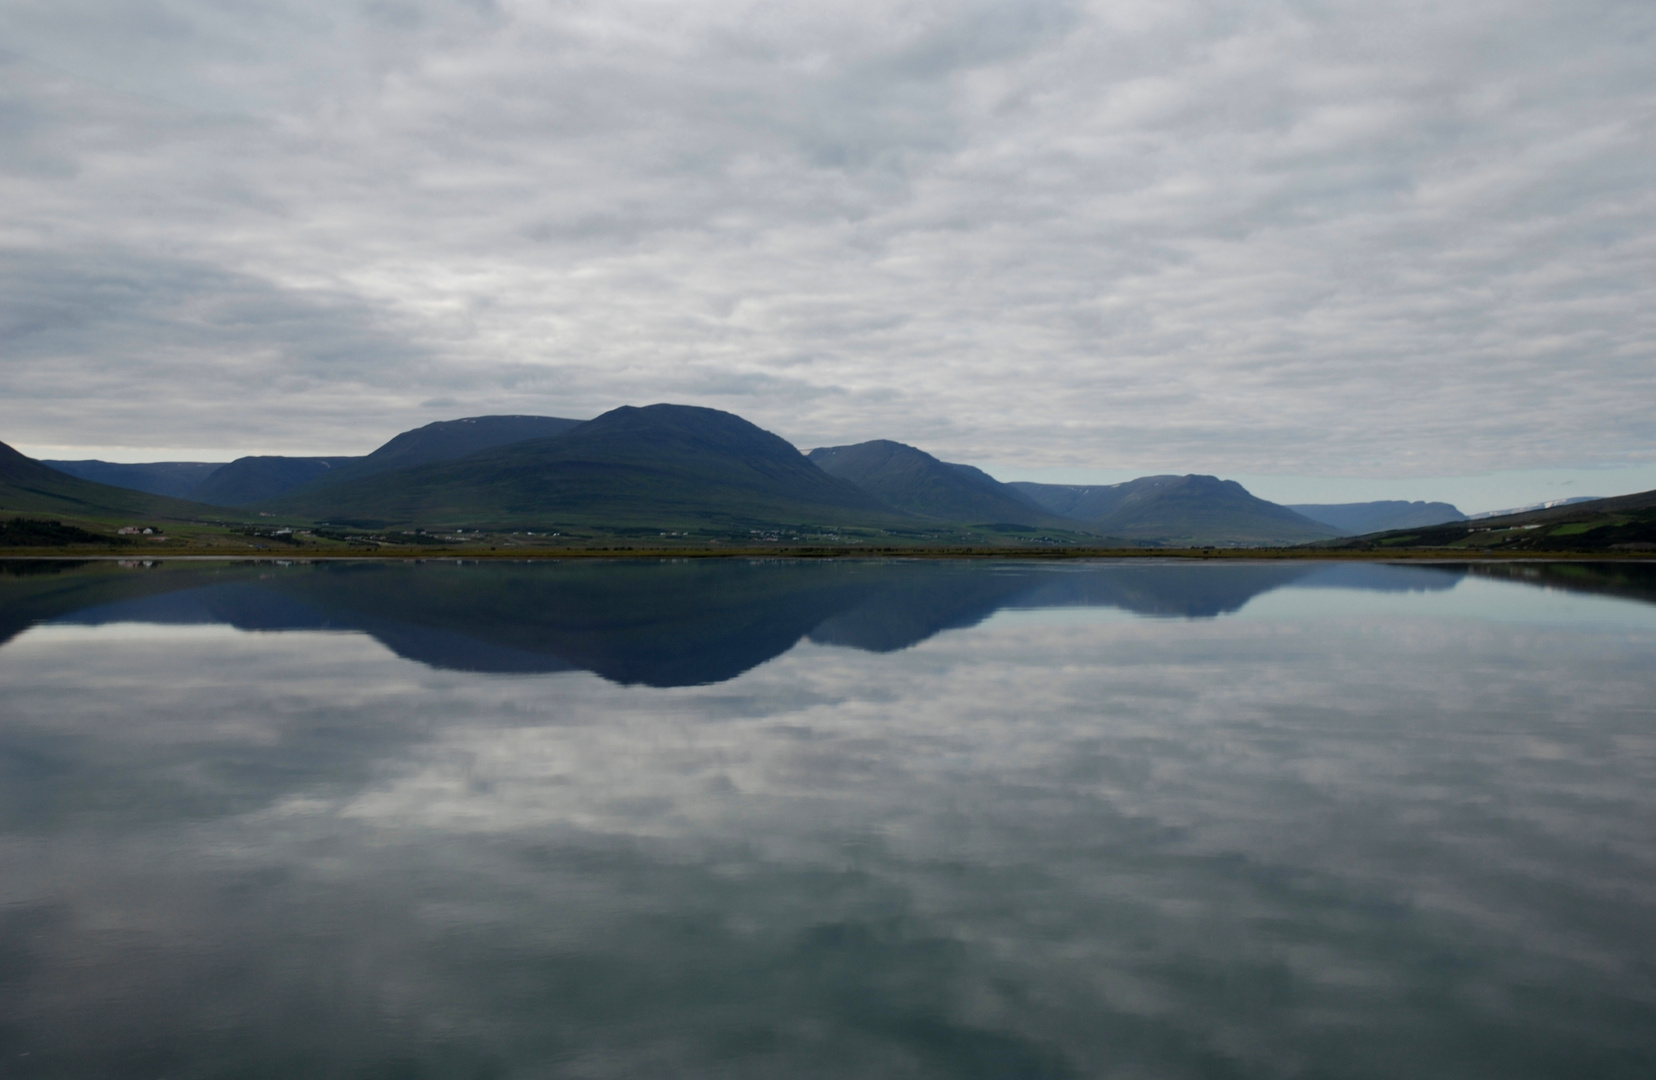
[1,0,1652,513]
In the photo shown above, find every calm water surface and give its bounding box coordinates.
[0,558,1653,1079]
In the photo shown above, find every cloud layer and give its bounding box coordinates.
[2,0,1653,472]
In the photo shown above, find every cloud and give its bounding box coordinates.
[0,0,1652,472]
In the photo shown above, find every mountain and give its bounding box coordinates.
[1330,488,1656,552]
[42,460,226,499]
[0,439,212,524]
[200,415,586,505]
[806,440,1065,526]
[192,456,362,506]
[262,404,900,530]
[1012,476,1336,545]
[43,416,589,507]
[301,415,586,489]
[1008,482,1133,521]
[1288,500,1465,535]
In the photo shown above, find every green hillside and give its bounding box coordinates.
[0,439,218,525]
[1330,488,1656,552]
[807,440,1067,526]
[262,404,907,532]
[1014,475,1336,545]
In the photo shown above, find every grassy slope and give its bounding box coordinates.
[261,404,911,531]
[0,439,224,525]
[1329,488,1656,552]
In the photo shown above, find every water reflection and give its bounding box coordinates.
[0,558,1587,687]
[0,559,1653,1078]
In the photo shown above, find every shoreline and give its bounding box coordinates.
[2,547,1652,563]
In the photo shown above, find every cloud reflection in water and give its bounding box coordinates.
[0,560,1653,1078]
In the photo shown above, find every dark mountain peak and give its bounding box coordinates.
[809,439,982,481]
[578,403,790,448]
[264,413,588,502]
[808,439,1061,526]
[1,438,65,485]
[193,456,362,506]
[541,405,828,478]
[362,414,586,470]
[1121,474,1247,498]
[1011,473,1335,545]
[264,403,894,527]
[811,438,914,463]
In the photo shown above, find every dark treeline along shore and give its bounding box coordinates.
[4,404,1654,556]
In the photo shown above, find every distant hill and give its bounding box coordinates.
[807,440,1065,526]
[1330,488,1656,552]
[1012,476,1336,545]
[193,456,362,506]
[0,439,212,524]
[262,404,901,530]
[1288,500,1465,535]
[42,460,225,499]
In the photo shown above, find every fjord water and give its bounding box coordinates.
[1,560,1653,1079]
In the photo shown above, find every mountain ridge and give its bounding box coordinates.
[43,460,226,499]
[292,415,586,492]
[0,440,216,524]
[194,457,363,505]
[1012,476,1335,545]
[261,404,903,530]
[807,440,1068,527]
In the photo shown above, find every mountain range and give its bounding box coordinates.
[1011,476,1336,545]
[806,440,1068,527]
[258,405,898,532]
[0,403,1551,547]
[2,439,212,523]
[44,415,585,506]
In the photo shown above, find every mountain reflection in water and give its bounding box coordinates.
[0,558,1568,687]
[1,557,1654,1079]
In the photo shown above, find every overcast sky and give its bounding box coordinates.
[2,0,1652,509]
